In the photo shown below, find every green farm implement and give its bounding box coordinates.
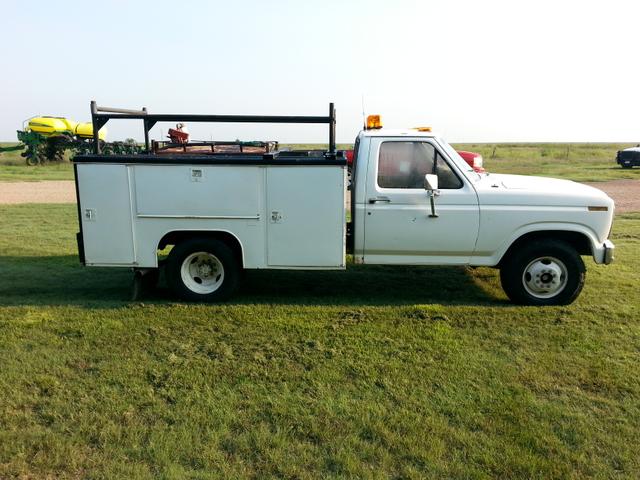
[15,116,142,165]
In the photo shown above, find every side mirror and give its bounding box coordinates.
[424,174,439,218]
[424,173,438,191]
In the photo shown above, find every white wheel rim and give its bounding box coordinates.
[180,252,225,295]
[522,256,568,299]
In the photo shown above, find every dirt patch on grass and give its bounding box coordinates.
[0,181,76,204]
[0,178,639,212]
[584,179,640,213]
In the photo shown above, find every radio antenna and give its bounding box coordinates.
[361,94,366,129]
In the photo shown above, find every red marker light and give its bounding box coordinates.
[345,150,354,165]
[457,151,486,173]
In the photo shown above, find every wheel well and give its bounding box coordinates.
[499,230,592,266]
[158,231,244,267]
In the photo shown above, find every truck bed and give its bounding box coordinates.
[72,152,347,269]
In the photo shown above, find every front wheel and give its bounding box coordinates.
[500,239,585,306]
[25,154,39,166]
[166,238,240,302]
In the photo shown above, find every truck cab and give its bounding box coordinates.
[347,120,614,304]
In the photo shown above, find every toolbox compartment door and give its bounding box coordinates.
[76,164,135,265]
[266,166,345,267]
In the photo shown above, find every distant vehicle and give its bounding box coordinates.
[457,150,485,173]
[616,146,640,169]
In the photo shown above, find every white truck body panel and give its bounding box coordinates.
[76,163,346,269]
[135,165,262,219]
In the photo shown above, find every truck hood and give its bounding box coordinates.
[474,173,614,208]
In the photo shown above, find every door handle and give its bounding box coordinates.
[368,196,391,204]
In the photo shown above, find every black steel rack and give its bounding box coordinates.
[89,101,337,157]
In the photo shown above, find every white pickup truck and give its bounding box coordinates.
[73,103,615,305]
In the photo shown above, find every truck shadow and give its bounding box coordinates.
[0,255,506,307]
[238,265,503,306]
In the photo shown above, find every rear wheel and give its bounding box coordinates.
[500,239,585,306]
[166,238,240,302]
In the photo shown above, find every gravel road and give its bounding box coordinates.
[583,179,639,214]
[0,181,76,205]
[1,178,639,212]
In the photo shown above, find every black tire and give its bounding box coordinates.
[130,268,160,301]
[500,239,585,306]
[146,268,161,288]
[165,237,240,302]
[621,163,633,169]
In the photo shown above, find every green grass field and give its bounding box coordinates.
[1,203,639,478]
[0,143,73,182]
[1,142,639,182]
[1,140,639,477]
[455,142,639,182]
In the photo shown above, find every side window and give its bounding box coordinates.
[377,141,462,189]
[435,152,463,189]
[378,141,435,189]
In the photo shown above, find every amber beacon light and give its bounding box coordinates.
[365,115,382,130]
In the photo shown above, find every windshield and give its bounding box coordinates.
[435,137,482,182]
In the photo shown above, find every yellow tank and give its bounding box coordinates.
[27,116,106,140]
[75,122,107,140]
[28,117,73,136]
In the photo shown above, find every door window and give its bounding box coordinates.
[377,141,462,189]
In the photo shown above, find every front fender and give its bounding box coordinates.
[474,222,602,266]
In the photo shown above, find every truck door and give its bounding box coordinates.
[362,138,479,264]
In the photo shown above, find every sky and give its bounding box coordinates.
[1,0,639,144]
